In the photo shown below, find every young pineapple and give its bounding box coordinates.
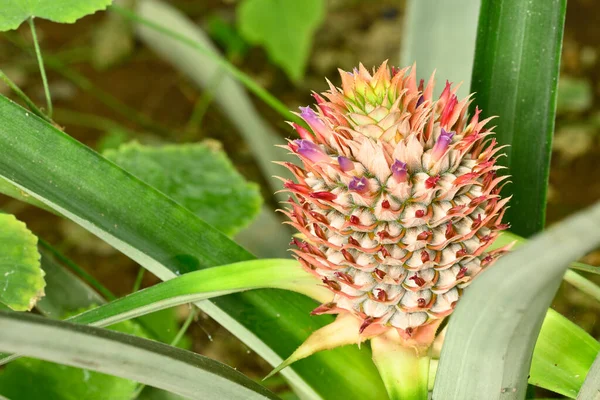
[279,62,510,348]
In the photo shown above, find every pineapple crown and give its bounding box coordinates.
[278,61,511,352]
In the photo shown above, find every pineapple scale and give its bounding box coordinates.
[280,62,510,339]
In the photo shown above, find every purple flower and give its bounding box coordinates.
[294,140,330,164]
[338,156,354,172]
[349,176,369,193]
[391,160,407,182]
[431,129,455,161]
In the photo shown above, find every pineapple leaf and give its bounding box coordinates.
[0,259,328,345]
[0,309,150,400]
[531,309,599,399]
[433,201,600,399]
[470,0,567,237]
[0,0,113,31]
[577,351,600,400]
[0,214,44,311]
[237,0,325,82]
[0,311,279,400]
[493,233,600,399]
[0,94,387,400]
[104,141,262,237]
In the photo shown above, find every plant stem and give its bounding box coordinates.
[571,261,600,275]
[0,68,52,123]
[564,269,600,304]
[132,267,145,293]
[28,17,53,118]
[371,330,430,400]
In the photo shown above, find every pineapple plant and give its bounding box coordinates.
[275,62,512,396]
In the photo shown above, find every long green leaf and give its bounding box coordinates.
[0,95,386,400]
[0,259,325,365]
[70,260,326,329]
[577,352,600,400]
[470,0,567,237]
[532,310,600,399]
[0,308,150,400]
[433,201,600,399]
[0,311,279,400]
[491,232,600,398]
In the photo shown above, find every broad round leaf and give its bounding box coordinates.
[104,142,262,236]
[0,0,113,31]
[237,0,325,82]
[0,214,44,311]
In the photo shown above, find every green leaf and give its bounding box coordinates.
[237,0,325,82]
[0,214,44,311]
[0,177,50,212]
[0,311,149,400]
[35,246,105,318]
[470,0,567,237]
[63,259,327,327]
[0,95,386,400]
[0,0,113,31]
[104,141,262,236]
[0,311,279,400]
[577,351,600,400]
[531,309,600,399]
[433,201,600,399]
[491,232,600,398]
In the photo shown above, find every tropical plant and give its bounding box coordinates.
[0,0,598,400]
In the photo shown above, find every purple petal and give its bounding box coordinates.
[348,176,369,193]
[432,129,455,160]
[391,160,407,182]
[338,156,354,172]
[294,139,331,163]
[299,106,328,137]
[294,140,330,164]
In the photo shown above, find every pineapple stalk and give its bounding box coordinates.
[372,330,431,400]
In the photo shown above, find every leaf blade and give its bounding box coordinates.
[0,310,279,400]
[0,214,44,311]
[1,0,113,31]
[470,0,567,237]
[577,351,600,400]
[104,141,262,236]
[237,0,325,82]
[433,201,600,399]
[0,95,386,400]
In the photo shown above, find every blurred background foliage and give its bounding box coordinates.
[0,0,599,398]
